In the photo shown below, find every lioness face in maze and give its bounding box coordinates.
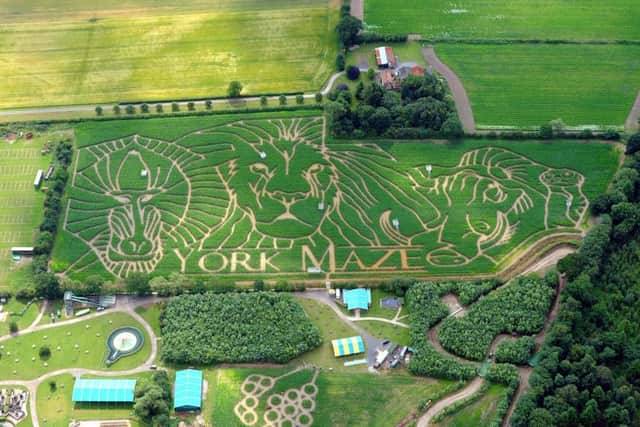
[229,136,337,239]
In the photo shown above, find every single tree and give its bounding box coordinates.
[336,15,362,48]
[49,380,57,392]
[171,102,180,112]
[279,95,287,106]
[315,93,323,103]
[254,280,265,291]
[367,68,375,81]
[336,53,346,71]
[155,104,163,113]
[205,100,213,110]
[113,105,121,115]
[125,105,136,115]
[228,81,243,98]
[141,103,149,114]
[34,273,61,299]
[39,345,51,359]
[296,94,304,105]
[9,321,18,334]
[187,101,195,111]
[346,65,360,80]
[95,106,103,116]
[260,96,268,107]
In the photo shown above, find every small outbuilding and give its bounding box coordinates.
[33,170,43,189]
[331,336,365,357]
[72,378,137,403]
[343,288,372,311]
[174,369,203,412]
[375,46,397,68]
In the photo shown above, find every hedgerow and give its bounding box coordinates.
[495,336,536,365]
[160,292,321,365]
[439,278,554,360]
[407,282,477,380]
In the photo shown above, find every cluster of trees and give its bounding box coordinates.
[160,292,321,365]
[406,282,477,380]
[495,336,536,365]
[438,276,555,361]
[511,132,640,427]
[29,141,74,299]
[134,370,171,426]
[326,74,462,138]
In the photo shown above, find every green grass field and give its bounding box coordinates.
[0,132,62,292]
[0,312,150,380]
[52,112,619,280]
[364,0,640,41]
[208,366,459,427]
[0,0,338,109]
[435,44,640,127]
[433,383,509,427]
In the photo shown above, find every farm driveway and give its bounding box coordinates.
[351,0,364,20]
[626,90,640,132]
[422,47,476,133]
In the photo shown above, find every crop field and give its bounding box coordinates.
[0,0,339,109]
[0,134,60,291]
[52,112,619,280]
[435,44,640,127]
[364,0,640,41]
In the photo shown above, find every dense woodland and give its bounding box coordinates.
[512,134,640,426]
[160,292,321,365]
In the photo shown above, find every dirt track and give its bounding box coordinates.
[417,377,485,427]
[350,0,364,20]
[626,90,640,132]
[422,47,476,133]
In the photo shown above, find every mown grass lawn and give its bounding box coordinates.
[0,298,42,336]
[435,44,640,127]
[356,320,410,346]
[135,303,164,338]
[207,365,460,427]
[0,0,339,109]
[364,0,640,41]
[432,383,509,427]
[0,131,65,293]
[0,312,150,380]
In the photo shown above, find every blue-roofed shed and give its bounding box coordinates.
[343,288,371,311]
[72,378,136,403]
[174,369,203,412]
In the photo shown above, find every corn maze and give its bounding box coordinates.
[54,114,614,280]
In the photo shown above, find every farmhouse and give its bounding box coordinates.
[375,46,397,68]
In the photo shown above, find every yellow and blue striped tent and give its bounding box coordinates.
[331,336,365,357]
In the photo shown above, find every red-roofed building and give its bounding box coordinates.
[411,66,426,76]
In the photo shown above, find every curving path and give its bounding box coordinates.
[626,90,640,132]
[417,377,484,427]
[422,46,476,133]
[0,297,161,427]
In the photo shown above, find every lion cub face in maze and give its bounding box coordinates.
[230,136,337,239]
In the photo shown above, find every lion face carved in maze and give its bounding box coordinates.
[64,118,589,277]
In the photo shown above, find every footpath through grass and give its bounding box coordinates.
[0,312,150,380]
[435,44,640,127]
[432,383,509,427]
[364,0,640,41]
[0,0,339,109]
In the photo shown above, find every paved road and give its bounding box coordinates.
[0,73,343,119]
[351,0,364,20]
[422,47,476,133]
[626,90,640,132]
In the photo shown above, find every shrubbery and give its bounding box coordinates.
[134,370,171,425]
[439,278,554,360]
[161,292,321,365]
[495,336,536,365]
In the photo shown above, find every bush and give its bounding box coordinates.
[336,53,346,71]
[49,380,57,392]
[228,81,243,98]
[161,292,321,365]
[187,101,195,111]
[346,65,361,80]
[495,336,536,365]
[367,68,375,81]
[171,102,180,112]
[95,106,103,116]
[205,100,213,110]
[439,277,554,360]
[125,105,136,115]
[315,93,323,103]
[296,94,304,105]
[279,95,287,106]
[113,105,121,115]
[141,103,149,114]
[9,321,18,334]
[260,96,268,107]
[155,104,163,113]
[39,345,51,359]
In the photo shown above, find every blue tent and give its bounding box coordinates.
[72,378,136,403]
[343,288,371,311]
[174,369,203,411]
